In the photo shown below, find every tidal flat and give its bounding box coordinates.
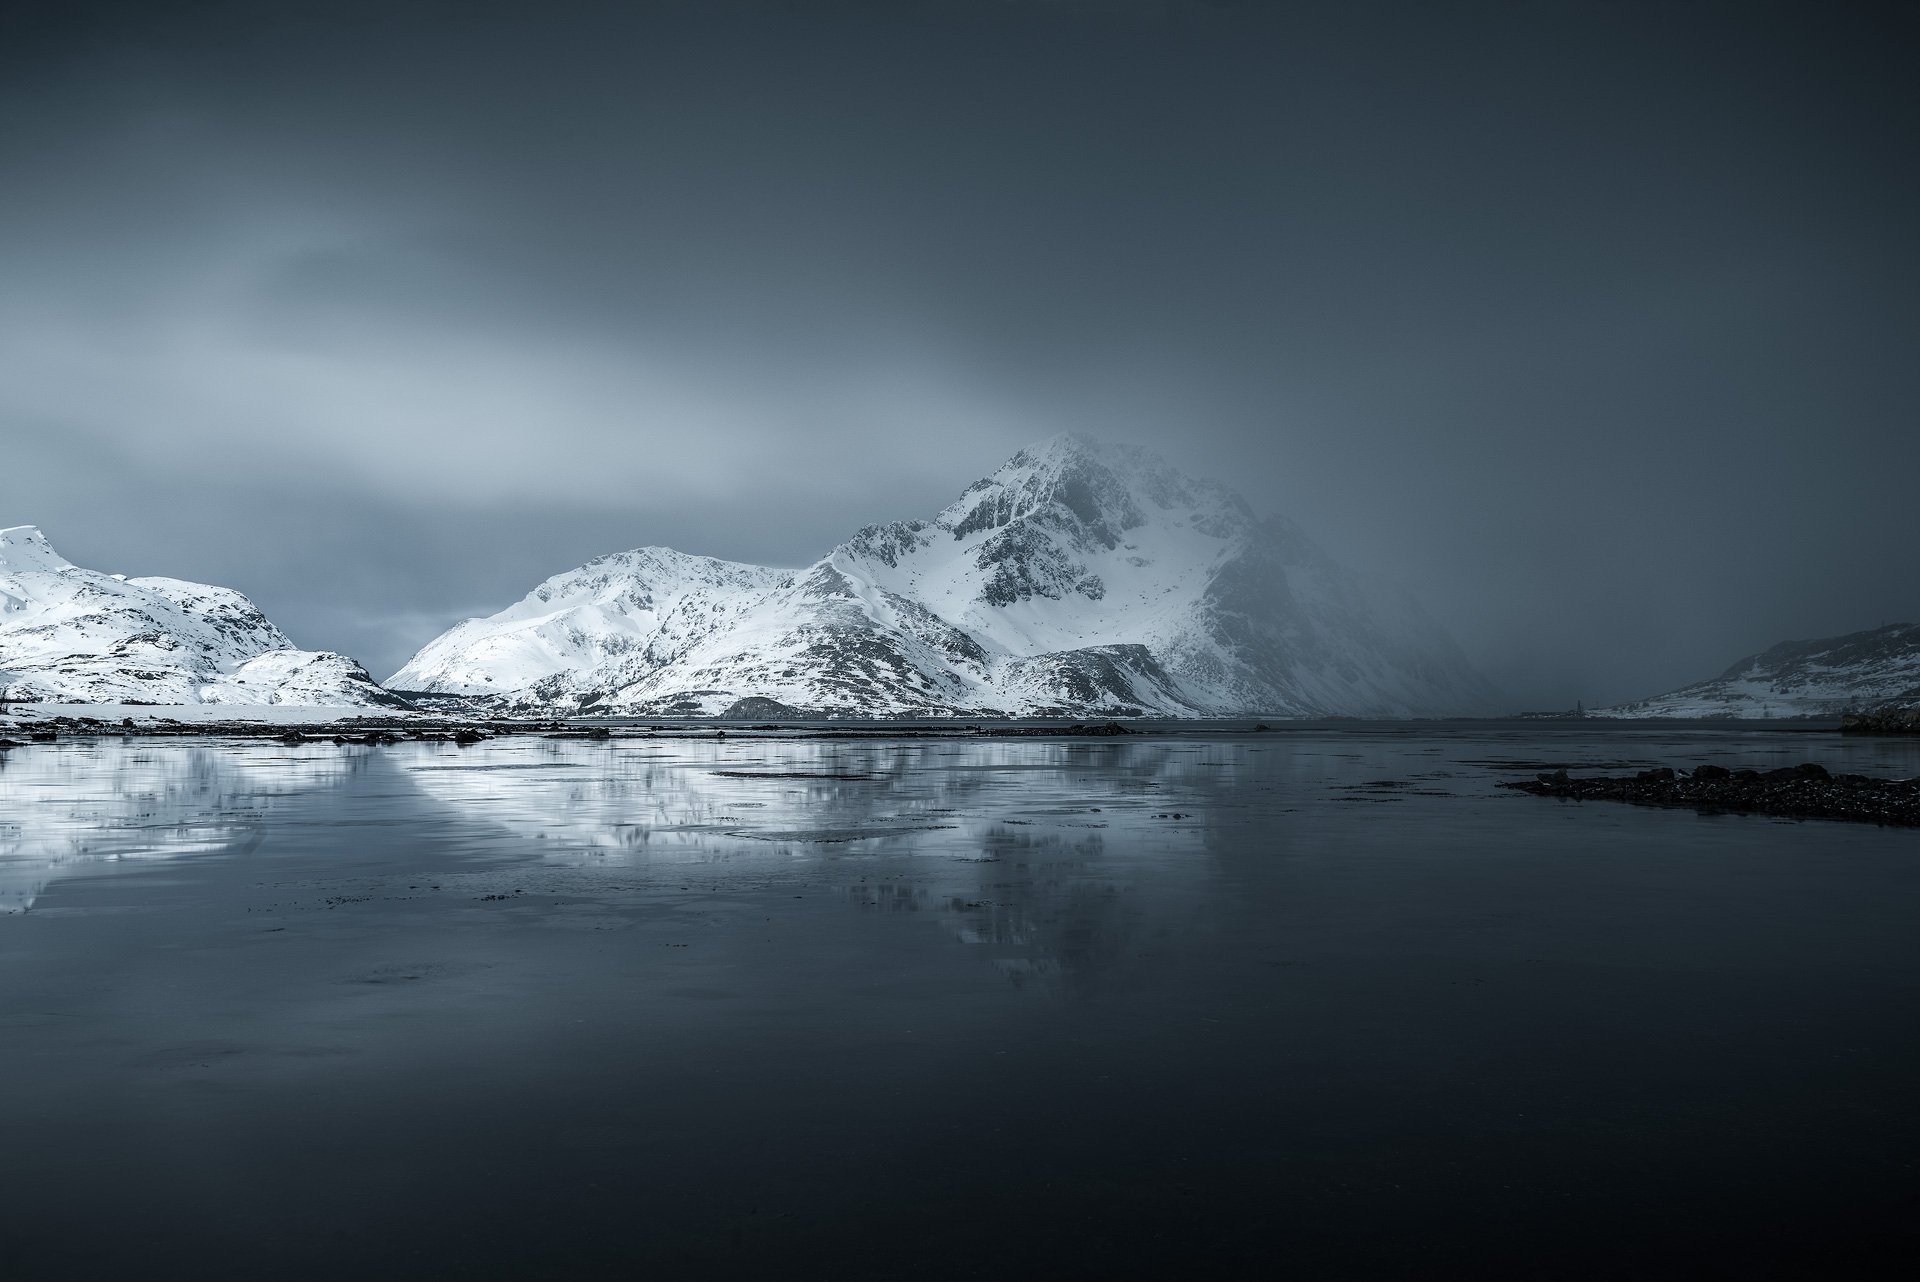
[4,724,1919,1279]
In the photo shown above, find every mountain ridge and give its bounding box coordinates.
[0,525,402,707]
[390,435,1499,717]
[1594,622,1920,719]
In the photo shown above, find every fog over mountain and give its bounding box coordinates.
[3,0,1915,709]
[391,435,1496,717]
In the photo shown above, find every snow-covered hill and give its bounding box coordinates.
[392,436,1497,717]
[0,525,404,707]
[1594,623,1920,719]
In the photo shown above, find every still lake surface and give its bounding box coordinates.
[4,724,1919,1279]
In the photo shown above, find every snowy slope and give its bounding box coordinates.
[390,436,1498,717]
[0,526,402,706]
[1595,623,1920,719]
[389,547,795,702]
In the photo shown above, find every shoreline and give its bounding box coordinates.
[0,703,1870,741]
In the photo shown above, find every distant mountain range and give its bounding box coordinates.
[11,438,1912,721]
[1593,623,1920,720]
[389,435,1498,717]
[0,525,400,707]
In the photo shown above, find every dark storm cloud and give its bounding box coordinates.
[2,0,1916,700]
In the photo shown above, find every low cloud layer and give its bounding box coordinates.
[4,1,1916,703]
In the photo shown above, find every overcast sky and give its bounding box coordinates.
[2,0,1915,706]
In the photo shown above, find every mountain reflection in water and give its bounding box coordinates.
[5,727,1920,1279]
[400,738,1215,993]
[0,742,363,912]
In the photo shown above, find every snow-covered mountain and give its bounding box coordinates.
[392,436,1497,717]
[0,525,403,707]
[1594,623,1920,719]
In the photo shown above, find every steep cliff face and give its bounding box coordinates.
[0,526,400,707]
[391,436,1497,717]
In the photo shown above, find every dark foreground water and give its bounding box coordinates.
[4,725,1919,1280]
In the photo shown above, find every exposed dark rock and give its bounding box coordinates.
[719,696,810,720]
[1502,762,1920,828]
[1843,704,1920,735]
[1764,762,1828,781]
[982,721,1137,738]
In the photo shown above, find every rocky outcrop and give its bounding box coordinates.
[1842,704,1920,735]
[1502,762,1920,827]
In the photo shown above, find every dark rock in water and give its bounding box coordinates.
[31,730,57,742]
[330,731,399,746]
[452,729,486,745]
[277,732,306,746]
[1503,762,1920,828]
[0,738,20,749]
[720,696,810,721]
[546,724,615,740]
[1764,762,1828,781]
[984,721,1137,738]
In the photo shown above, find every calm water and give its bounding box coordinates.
[3,726,1919,1279]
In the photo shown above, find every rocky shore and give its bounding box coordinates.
[1841,705,1920,734]
[1502,762,1920,828]
[0,713,1152,750]
[0,714,514,750]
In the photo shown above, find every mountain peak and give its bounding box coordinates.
[0,525,72,573]
[938,435,1248,550]
[995,432,1157,480]
[1008,430,1107,464]
[389,432,1495,718]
